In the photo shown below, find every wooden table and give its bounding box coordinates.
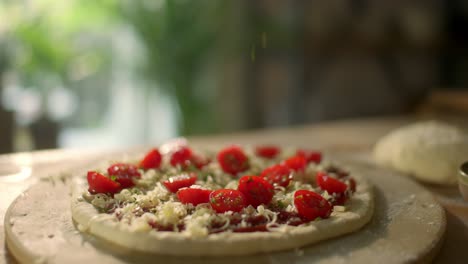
[1,115,468,263]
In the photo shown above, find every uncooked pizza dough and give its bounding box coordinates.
[69,145,374,256]
[373,121,468,185]
[71,174,373,256]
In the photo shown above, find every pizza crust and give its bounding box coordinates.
[71,173,374,256]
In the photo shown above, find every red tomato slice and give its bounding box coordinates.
[140,149,162,170]
[316,171,347,194]
[255,145,280,159]
[107,163,141,188]
[217,146,249,175]
[238,175,274,207]
[87,171,121,194]
[260,164,293,187]
[177,187,212,206]
[294,190,332,221]
[283,155,307,172]
[209,189,246,213]
[170,146,193,168]
[332,193,348,206]
[296,149,322,164]
[163,173,197,193]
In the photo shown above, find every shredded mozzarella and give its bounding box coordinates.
[82,146,356,235]
[155,202,187,226]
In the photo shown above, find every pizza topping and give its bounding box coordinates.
[83,145,360,235]
[177,187,212,206]
[283,155,307,172]
[217,146,249,175]
[261,164,293,187]
[170,146,193,168]
[238,175,274,207]
[87,171,121,194]
[347,177,356,193]
[191,154,210,169]
[155,202,187,226]
[296,149,322,164]
[163,173,198,193]
[209,189,246,213]
[325,165,349,178]
[276,210,305,226]
[331,193,348,206]
[316,171,347,194]
[107,163,141,188]
[140,149,162,170]
[294,190,332,221]
[255,145,280,159]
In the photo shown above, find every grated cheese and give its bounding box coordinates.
[82,145,356,235]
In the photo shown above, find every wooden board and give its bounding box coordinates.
[4,157,446,264]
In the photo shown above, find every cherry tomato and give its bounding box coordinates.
[107,163,141,188]
[217,146,249,175]
[163,173,198,193]
[255,145,280,159]
[140,149,162,170]
[170,146,193,168]
[296,149,322,164]
[260,164,293,187]
[87,171,121,194]
[316,171,347,194]
[332,193,348,206]
[294,190,332,221]
[177,187,212,206]
[283,155,307,172]
[209,189,246,213]
[238,175,274,207]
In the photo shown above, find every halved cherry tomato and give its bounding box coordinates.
[87,171,121,194]
[329,178,356,206]
[107,163,141,188]
[163,173,198,193]
[332,193,348,206]
[283,155,307,172]
[260,164,292,187]
[238,175,274,207]
[140,149,162,170]
[177,187,212,206]
[294,190,332,221]
[296,149,322,164]
[217,146,249,175]
[316,171,347,194]
[209,189,246,213]
[255,145,280,159]
[170,146,193,168]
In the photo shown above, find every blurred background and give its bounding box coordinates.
[0,0,467,153]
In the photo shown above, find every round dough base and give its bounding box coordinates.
[70,171,373,256]
[374,121,468,185]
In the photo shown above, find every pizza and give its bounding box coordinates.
[71,142,374,256]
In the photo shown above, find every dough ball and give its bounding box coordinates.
[373,121,468,185]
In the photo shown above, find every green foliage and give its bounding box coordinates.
[1,0,227,134]
[1,0,119,88]
[120,0,228,134]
